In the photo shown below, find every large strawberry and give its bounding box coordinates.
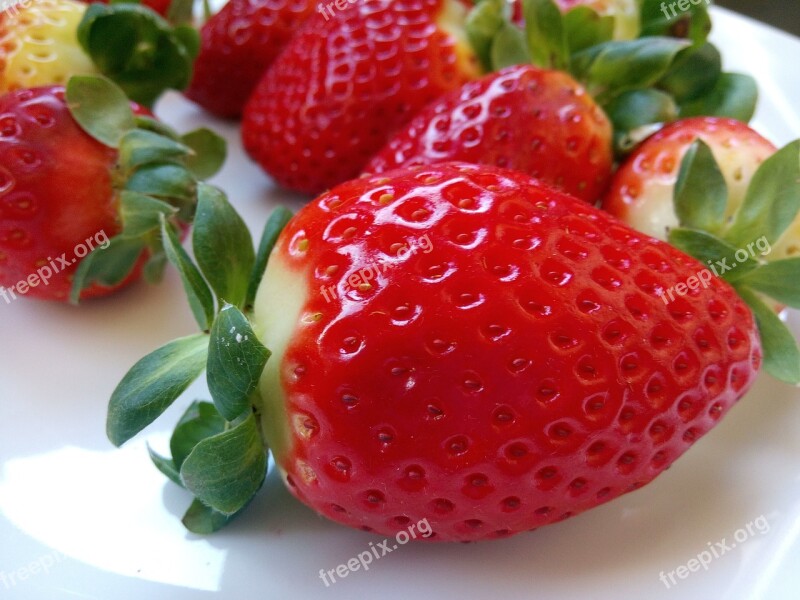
[184,0,316,118]
[241,0,482,194]
[0,77,225,303]
[0,0,199,107]
[602,117,800,378]
[365,64,613,203]
[108,162,800,541]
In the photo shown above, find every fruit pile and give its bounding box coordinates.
[2,0,800,542]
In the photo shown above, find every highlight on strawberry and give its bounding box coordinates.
[0,75,226,303]
[0,0,199,107]
[106,154,800,539]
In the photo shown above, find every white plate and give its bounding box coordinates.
[1,7,799,600]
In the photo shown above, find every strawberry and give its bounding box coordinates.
[365,64,613,203]
[241,0,482,194]
[0,77,225,303]
[0,0,200,107]
[184,0,316,118]
[109,162,800,541]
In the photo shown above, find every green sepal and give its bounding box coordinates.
[737,259,800,310]
[180,413,268,516]
[658,42,721,103]
[679,72,758,123]
[465,0,507,72]
[119,129,192,169]
[563,6,614,53]
[668,228,759,282]
[605,88,678,154]
[639,0,712,45]
[571,37,691,102]
[170,401,227,471]
[120,191,179,238]
[246,206,294,309]
[521,0,568,70]
[66,75,136,148]
[125,163,197,203]
[181,128,227,180]
[182,499,238,535]
[143,249,168,284]
[106,333,209,447]
[490,22,531,70]
[192,184,255,310]
[78,3,200,108]
[674,140,728,234]
[207,304,271,422]
[69,235,145,304]
[160,217,216,331]
[724,140,800,249]
[167,0,195,25]
[734,286,800,385]
[148,445,183,487]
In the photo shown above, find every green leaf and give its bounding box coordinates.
[735,286,800,385]
[639,0,712,45]
[69,235,145,304]
[66,75,136,148]
[148,445,183,487]
[143,249,168,284]
[119,129,192,169]
[160,217,216,331]
[490,21,531,70]
[725,141,800,248]
[737,258,800,309]
[604,89,678,154]
[107,333,209,447]
[674,140,728,234]
[658,42,721,103]
[180,413,267,515]
[207,305,271,421]
[125,163,196,201]
[522,0,568,70]
[246,206,294,308]
[193,184,255,309]
[679,73,758,123]
[78,4,199,107]
[572,37,691,102]
[563,6,614,53]
[182,498,237,535]
[120,191,178,238]
[465,0,507,72]
[668,227,759,282]
[181,128,227,180]
[170,401,227,470]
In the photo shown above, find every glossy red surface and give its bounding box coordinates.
[264,162,761,541]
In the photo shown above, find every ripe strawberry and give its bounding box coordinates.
[0,0,199,107]
[602,118,776,242]
[0,78,225,303]
[185,0,315,118]
[365,64,613,203]
[241,0,481,194]
[0,0,97,93]
[111,162,800,541]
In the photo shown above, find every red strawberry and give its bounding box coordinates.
[110,162,791,541]
[185,0,315,118]
[602,118,776,242]
[365,64,613,203]
[0,78,225,303]
[241,0,481,194]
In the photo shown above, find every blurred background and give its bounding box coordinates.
[717,0,800,35]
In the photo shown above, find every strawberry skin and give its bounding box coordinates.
[253,162,760,541]
[602,118,776,242]
[0,0,97,94]
[185,0,315,118]
[0,86,145,301]
[242,0,480,194]
[365,65,614,203]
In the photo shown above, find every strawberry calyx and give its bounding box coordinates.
[65,75,226,303]
[666,138,800,384]
[77,2,199,107]
[466,0,757,155]
[106,186,293,533]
